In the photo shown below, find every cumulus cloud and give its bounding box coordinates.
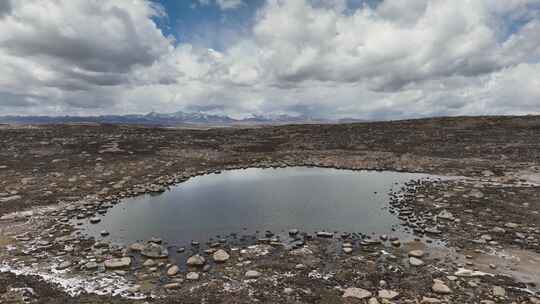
[216,0,245,10]
[0,0,539,119]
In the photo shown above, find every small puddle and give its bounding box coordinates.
[75,167,441,247]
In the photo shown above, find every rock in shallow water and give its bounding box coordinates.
[187,254,206,266]
[213,249,230,262]
[141,242,169,258]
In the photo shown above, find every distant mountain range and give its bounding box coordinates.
[0,111,364,126]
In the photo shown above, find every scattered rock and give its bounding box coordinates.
[164,283,180,290]
[409,257,425,266]
[141,242,169,258]
[213,249,230,262]
[245,270,262,278]
[342,288,372,299]
[187,254,206,267]
[186,272,199,280]
[378,289,399,300]
[56,261,72,270]
[408,250,425,258]
[432,280,451,294]
[492,286,506,297]
[104,257,131,269]
[167,265,179,276]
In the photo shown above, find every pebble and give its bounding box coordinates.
[186,272,199,280]
[378,289,399,299]
[342,288,372,299]
[492,286,506,297]
[368,298,380,304]
[409,257,425,266]
[408,250,425,258]
[104,257,131,269]
[432,280,452,294]
[56,261,72,270]
[164,283,180,290]
[245,270,262,278]
[167,265,179,276]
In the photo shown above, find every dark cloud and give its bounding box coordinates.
[0,0,11,18]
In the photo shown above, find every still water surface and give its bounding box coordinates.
[77,167,435,246]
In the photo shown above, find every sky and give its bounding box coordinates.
[0,0,539,120]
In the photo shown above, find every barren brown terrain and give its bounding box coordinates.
[1,116,540,303]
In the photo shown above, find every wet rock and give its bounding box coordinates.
[129,243,145,252]
[213,249,230,262]
[186,272,199,280]
[342,288,372,299]
[187,254,206,267]
[167,265,179,276]
[100,230,109,236]
[316,231,333,238]
[150,237,162,244]
[432,280,451,294]
[89,217,101,224]
[141,242,169,258]
[143,259,155,267]
[104,257,131,269]
[378,289,399,300]
[245,270,262,278]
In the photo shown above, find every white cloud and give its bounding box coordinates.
[216,0,245,10]
[0,0,539,119]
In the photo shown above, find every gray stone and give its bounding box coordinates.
[342,288,372,299]
[186,272,199,280]
[409,257,425,266]
[56,261,72,270]
[187,254,206,266]
[141,242,169,258]
[213,249,230,262]
[104,257,131,269]
[432,281,452,294]
[245,270,262,278]
[492,286,506,297]
[408,250,425,258]
[378,289,399,299]
[167,265,179,276]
